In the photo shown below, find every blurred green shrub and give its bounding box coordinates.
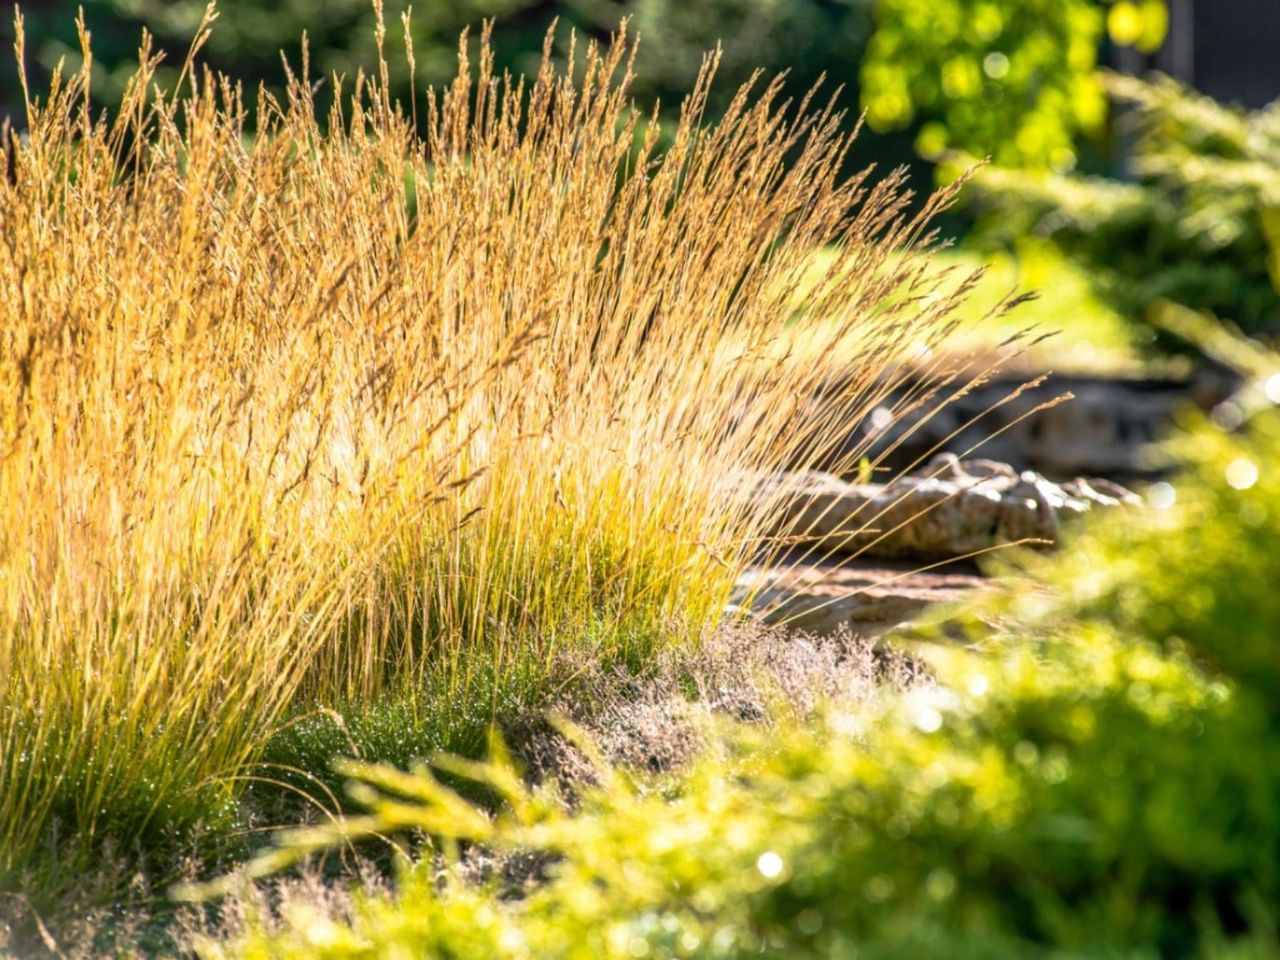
[862,0,1106,171]
[860,0,1168,171]
[202,363,1280,957]
[968,74,1280,346]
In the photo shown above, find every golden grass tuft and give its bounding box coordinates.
[0,4,1008,895]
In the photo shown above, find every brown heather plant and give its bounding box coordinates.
[0,1,1015,903]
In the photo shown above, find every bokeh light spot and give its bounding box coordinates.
[1265,372,1280,404]
[757,851,784,879]
[982,52,1010,80]
[1147,481,1176,510]
[1226,457,1259,491]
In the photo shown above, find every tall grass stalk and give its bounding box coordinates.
[0,4,1004,894]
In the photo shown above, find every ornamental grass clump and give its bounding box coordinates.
[0,3,998,902]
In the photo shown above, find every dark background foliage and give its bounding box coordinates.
[0,0,924,177]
